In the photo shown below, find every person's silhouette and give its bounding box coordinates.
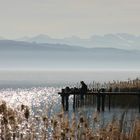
[80,81,87,100]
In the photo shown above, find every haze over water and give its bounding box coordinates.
[0,70,140,88]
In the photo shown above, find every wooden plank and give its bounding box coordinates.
[58,91,140,96]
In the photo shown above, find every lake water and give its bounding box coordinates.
[0,70,140,127]
[0,70,140,88]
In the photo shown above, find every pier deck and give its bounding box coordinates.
[58,90,140,112]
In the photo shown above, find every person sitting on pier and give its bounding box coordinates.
[80,81,88,100]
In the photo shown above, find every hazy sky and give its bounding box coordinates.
[0,0,140,38]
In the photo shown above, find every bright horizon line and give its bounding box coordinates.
[0,68,140,72]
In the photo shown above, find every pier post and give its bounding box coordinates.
[73,94,76,110]
[97,91,101,112]
[102,94,105,111]
[61,95,65,110]
[65,95,69,111]
[138,90,140,113]
[61,89,65,110]
[108,95,111,111]
[61,89,69,111]
[138,95,140,113]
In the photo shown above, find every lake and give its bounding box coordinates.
[0,70,140,127]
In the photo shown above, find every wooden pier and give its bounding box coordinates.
[58,89,140,112]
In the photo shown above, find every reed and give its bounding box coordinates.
[0,100,140,140]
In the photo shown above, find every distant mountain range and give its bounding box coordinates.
[0,39,140,70]
[15,33,140,50]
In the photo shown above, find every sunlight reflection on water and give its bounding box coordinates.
[0,87,62,116]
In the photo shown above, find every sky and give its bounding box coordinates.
[0,0,140,39]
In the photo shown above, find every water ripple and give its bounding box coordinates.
[0,87,61,116]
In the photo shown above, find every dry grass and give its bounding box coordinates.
[99,78,140,92]
[0,100,140,140]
